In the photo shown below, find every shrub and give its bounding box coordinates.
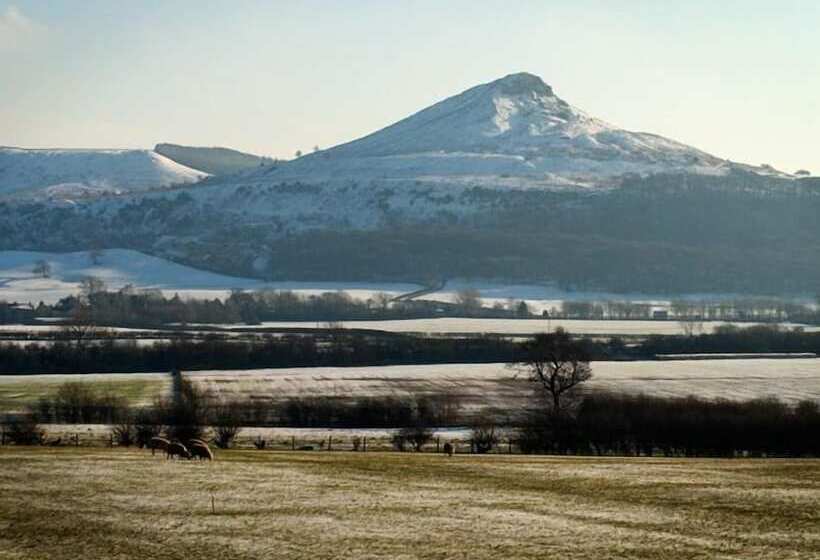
[111,423,135,447]
[470,423,499,454]
[394,425,433,452]
[133,407,163,448]
[213,406,242,449]
[5,415,45,445]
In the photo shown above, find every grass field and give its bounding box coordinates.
[0,448,818,559]
[2,358,819,413]
[0,374,167,412]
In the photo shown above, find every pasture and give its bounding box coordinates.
[2,358,819,413]
[219,317,820,336]
[0,448,818,559]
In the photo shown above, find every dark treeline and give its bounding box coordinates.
[641,324,820,355]
[22,287,530,327]
[520,393,820,458]
[0,334,522,374]
[2,324,820,374]
[29,381,464,430]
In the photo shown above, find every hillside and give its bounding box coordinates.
[0,73,817,295]
[155,143,276,176]
[0,148,207,199]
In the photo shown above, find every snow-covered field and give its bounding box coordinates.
[3,359,817,412]
[0,250,419,304]
[185,359,820,405]
[223,317,818,336]
[416,280,817,314]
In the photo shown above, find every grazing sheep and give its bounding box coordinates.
[187,438,209,449]
[189,442,214,461]
[150,436,170,456]
[166,441,191,460]
[443,442,455,457]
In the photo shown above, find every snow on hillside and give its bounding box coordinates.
[0,148,208,199]
[259,72,781,188]
[0,250,419,304]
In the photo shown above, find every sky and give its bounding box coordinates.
[1,1,818,173]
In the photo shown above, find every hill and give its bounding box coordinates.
[0,73,817,295]
[154,143,276,176]
[0,147,207,200]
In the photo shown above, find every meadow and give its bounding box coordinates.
[0,447,818,559]
[2,358,819,413]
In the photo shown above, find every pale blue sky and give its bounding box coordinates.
[2,1,818,173]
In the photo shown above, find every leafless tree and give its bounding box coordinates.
[62,305,105,347]
[80,276,107,299]
[518,328,592,417]
[32,259,51,278]
[454,288,482,315]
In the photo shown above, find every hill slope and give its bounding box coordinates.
[0,148,207,199]
[265,72,780,188]
[0,73,815,295]
[154,143,276,176]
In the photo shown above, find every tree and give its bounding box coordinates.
[165,369,208,442]
[80,276,107,299]
[62,305,104,347]
[454,288,482,315]
[32,260,51,278]
[294,150,303,158]
[519,328,592,417]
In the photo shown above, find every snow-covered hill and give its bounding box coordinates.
[0,249,420,304]
[0,148,208,199]
[261,72,782,188]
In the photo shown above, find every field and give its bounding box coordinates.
[0,249,418,304]
[0,373,166,412]
[226,318,820,336]
[2,358,819,414]
[1,448,818,559]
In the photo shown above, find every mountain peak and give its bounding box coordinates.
[490,72,554,97]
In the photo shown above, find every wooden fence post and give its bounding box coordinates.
[328,435,332,451]
[436,437,440,453]
[291,436,295,451]
[508,439,513,454]
[363,436,367,452]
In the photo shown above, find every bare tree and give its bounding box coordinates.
[80,276,107,301]
[518,328,592,417]
[32,259,51,278]
[454,288,482,315]
[62,305,103,347]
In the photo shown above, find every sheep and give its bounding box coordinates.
[187,438,209,449]
[189,442,214,461]
[150,436,170,456]
[166,441,191,460]
[443,442,455,457]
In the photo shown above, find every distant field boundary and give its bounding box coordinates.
[656,353,817,360]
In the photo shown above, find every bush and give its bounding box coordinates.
[393,425,433,452]
[133,407,163,448]
[213,406,242,449]
[470,423,499,454]
[5,415,45,445]
[111,423,135,447]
